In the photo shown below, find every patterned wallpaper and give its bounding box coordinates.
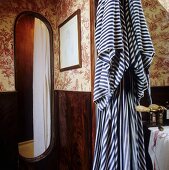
[0,0,91,92]
[0,0,169,92]
[0,0,56,91]
[142,0,169,86]
[54,0,91,91]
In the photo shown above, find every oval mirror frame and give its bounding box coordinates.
[14,11,55,162]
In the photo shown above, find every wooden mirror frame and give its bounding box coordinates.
[14,11,55,162]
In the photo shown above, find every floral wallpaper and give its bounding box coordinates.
[1,0,169,92]
[54,0,91,91]
[0,0,91,92]
[142,0,169,86]
[0,0,56,91]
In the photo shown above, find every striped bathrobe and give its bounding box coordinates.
[93,0,155,170]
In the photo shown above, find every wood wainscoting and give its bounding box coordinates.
[19,90,92,170]
[55,90,92,170]
[141,86,169,122]
[1,88,168,170]
[0,92,18,170]
[0,90,92,170]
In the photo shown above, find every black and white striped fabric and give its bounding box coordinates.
[93,0,155,170]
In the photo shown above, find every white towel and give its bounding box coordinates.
[148,127,169,170]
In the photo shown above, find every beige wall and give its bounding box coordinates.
[142,0,169,86]
[1,0,169,92]
[0,0,91,92]
[55,0,91,91]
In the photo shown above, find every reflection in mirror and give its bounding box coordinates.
[15,13,53,158]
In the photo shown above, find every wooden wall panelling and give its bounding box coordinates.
[141,86,169,121]
[19,149,58,170]
[57,90,92,170]
[19,90,92,170]
[0,92,18,170]
[18,91,59,170]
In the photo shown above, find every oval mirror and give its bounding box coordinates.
[14,12,54,159]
